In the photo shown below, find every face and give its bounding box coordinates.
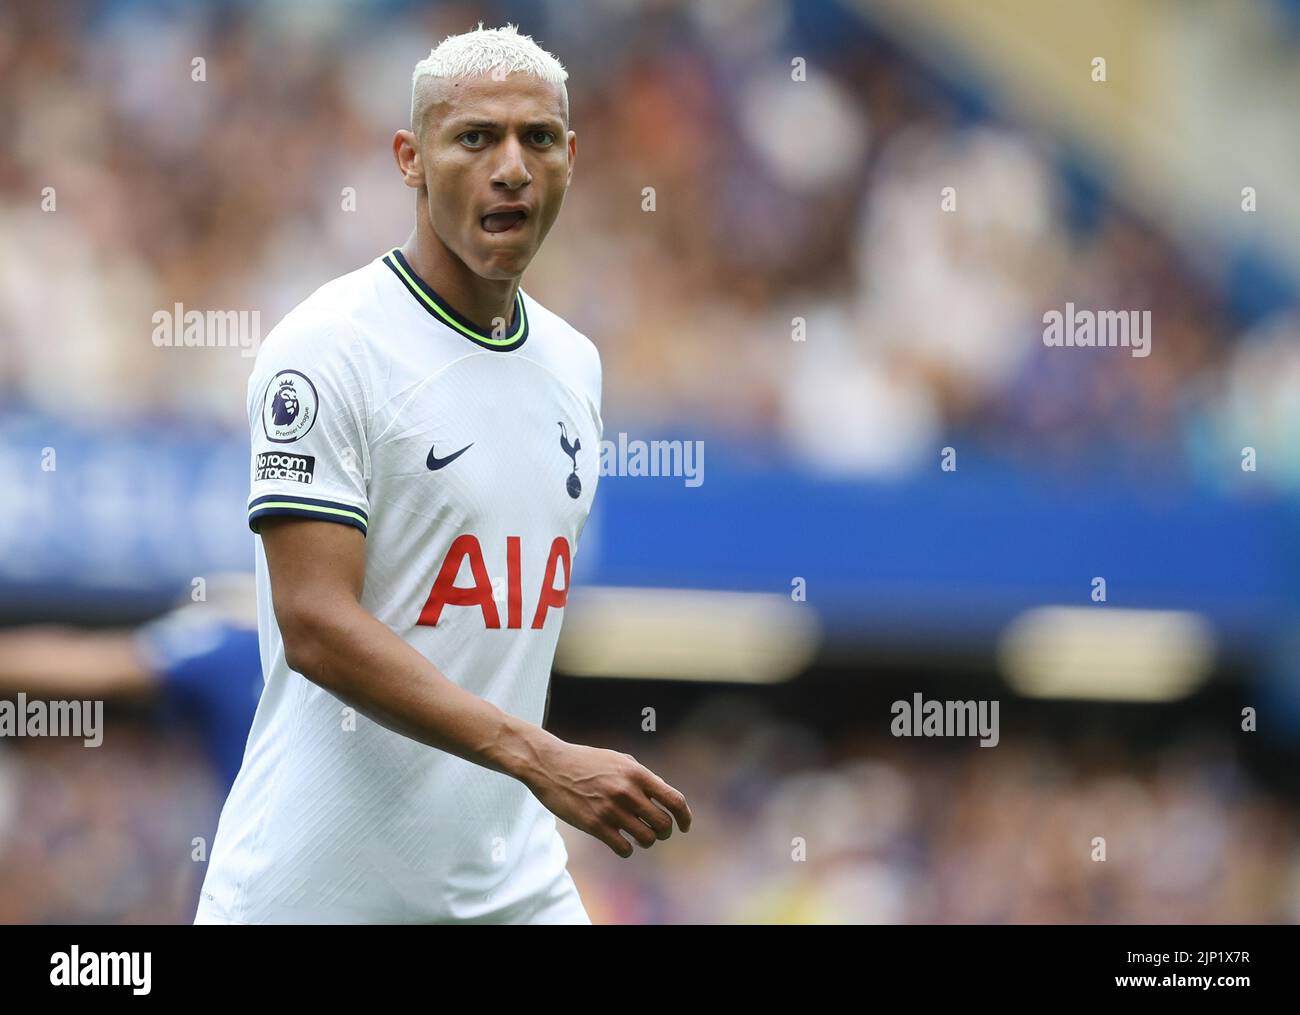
[396,72,575,280]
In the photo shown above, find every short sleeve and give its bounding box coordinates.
[245,306,371,536]
[133,605,227,680]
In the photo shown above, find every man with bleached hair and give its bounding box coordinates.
[196,22,691,925]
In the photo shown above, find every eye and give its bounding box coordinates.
[530,130,556,146]
[459,130,487,149]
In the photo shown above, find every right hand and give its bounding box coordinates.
[526,740,692,858]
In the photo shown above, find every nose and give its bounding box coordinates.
[491,135,532,190]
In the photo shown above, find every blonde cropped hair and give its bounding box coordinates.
[411,22,569,134]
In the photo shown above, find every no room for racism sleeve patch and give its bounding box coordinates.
[254,451,316,484]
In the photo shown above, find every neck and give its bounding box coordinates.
[399,213,519,336]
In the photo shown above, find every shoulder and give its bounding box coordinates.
[259,263,382,364]
[521,291,601,397]
[248,262,385,404]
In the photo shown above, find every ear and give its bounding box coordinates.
[393,129,422,188]
[566,130,576,187]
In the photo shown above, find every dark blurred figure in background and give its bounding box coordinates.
[0,574,260,921]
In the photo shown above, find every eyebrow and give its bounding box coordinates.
[450,119,564,132]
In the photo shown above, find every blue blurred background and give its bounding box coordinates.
[1,0,1299,922]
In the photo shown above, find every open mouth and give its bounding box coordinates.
[481,210,528,234]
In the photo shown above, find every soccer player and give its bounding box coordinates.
[0,573,261,796]
[0,576,260,920]
[195,24,691,924]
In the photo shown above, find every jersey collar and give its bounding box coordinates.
[383,247,529,352]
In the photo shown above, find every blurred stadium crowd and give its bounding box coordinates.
[1,0,1298,923]
[2,0,1297,486]
[2,703,1295,924]
[577,712,1300,924]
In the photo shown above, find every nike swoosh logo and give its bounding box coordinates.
[426,442,473,471]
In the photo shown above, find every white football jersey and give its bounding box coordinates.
[195,248,602,923]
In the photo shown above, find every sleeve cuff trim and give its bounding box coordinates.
[248,495,368,535]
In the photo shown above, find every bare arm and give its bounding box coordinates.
[0,627,158,699]
[261,516,691,857]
